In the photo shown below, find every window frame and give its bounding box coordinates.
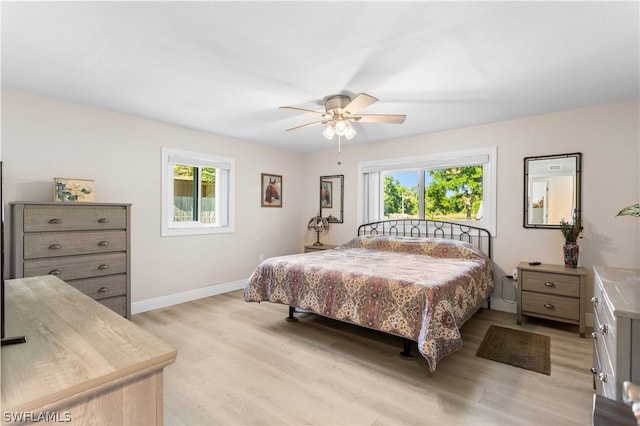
[357,146,497,236]
[161,147,235,237]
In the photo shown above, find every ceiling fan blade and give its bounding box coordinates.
[285,120,329,132]
[344,93,378,115]
[280,106,324,115]
[352,114,406,124]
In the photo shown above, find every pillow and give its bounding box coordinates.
[342,235,487,260]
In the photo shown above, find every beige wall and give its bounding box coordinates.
[1,88,305,303]
[2,88,638,313]
[301,99,640,308]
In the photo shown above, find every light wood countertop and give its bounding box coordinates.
[1,275,177,416]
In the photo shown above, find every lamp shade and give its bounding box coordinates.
[334,120,348,135]
[307,214,329,246]
[344,122,356,140]
[307,214,329,232]
[322,125,336,140]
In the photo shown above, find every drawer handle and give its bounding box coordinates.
[591,332,598,340]
[544,281,556,288]
[49,269,61,276]
[98,264,109,270]
[543,303,555,310]
[598,324,608,334]
[98,241,109,247]
[48,244,62,250]
[98,286,109,293]
[98,218,109,224]
[48,218,62,224]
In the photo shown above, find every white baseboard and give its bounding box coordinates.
[489,297,518,314]
[132,279,246,315]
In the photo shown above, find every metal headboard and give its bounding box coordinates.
[357,219,492,258]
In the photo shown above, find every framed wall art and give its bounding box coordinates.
[54,178,94,202]
[261,173,282,207]
[321,180,333,208]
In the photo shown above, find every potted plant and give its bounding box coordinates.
[560,212,583,268]
[616,203,640,217]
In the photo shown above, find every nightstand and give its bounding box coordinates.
[516,262,587,337]
[304,244,337,253]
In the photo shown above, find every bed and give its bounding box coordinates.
[244,219,493,372]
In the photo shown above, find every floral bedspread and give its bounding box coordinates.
[244,235,494,372]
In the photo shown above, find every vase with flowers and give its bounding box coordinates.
[560,212,583,268]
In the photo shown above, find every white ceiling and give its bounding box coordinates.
[2,1,638,152]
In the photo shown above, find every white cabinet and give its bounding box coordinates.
[592,266,640,402]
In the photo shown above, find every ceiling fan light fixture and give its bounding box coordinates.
[322,124,336,140]
[334,120,348,135]
[345,123,357,140]
[281,93,404,147]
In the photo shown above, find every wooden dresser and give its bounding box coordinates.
[591,266,640,402]
[517,262,587,337]
[1,275,176,425]
[10,202,131,318]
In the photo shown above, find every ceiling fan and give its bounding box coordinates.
[280,93,406,141]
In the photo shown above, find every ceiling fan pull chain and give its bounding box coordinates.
[337,135,342,165]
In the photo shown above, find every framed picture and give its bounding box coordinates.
[261,173,282,207]
[321,180,333,208]
[54,178,94,202]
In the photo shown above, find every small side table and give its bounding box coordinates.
[304,244,337,253]
[517,262,587,337]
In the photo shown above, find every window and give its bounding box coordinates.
[162,148,235,236]
[358,147,497,235]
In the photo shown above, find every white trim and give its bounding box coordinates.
[131,279,246,314]
[161,147,235,237]
[361,153,490,173]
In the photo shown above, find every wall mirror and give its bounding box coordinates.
[524,152,582,228]
[320,174,344,223]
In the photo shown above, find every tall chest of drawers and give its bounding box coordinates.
[591,266,640,402]
[10,202,131,319]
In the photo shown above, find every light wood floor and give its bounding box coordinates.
[133,290,595,425]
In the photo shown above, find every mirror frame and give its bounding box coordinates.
[320,174,344,223]
[523,152,582,229]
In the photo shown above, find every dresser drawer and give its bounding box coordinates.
[24,253,127,281]
[521,291,579,321]
[23,205,127,232]
[98,295,127,317]
[593,279,617,359]
[593,332,616,399]
[68,275,127,300]
[521,270,580,297]
[593,334,617,399]
[594,308,617,366]
[24,230,127,259]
